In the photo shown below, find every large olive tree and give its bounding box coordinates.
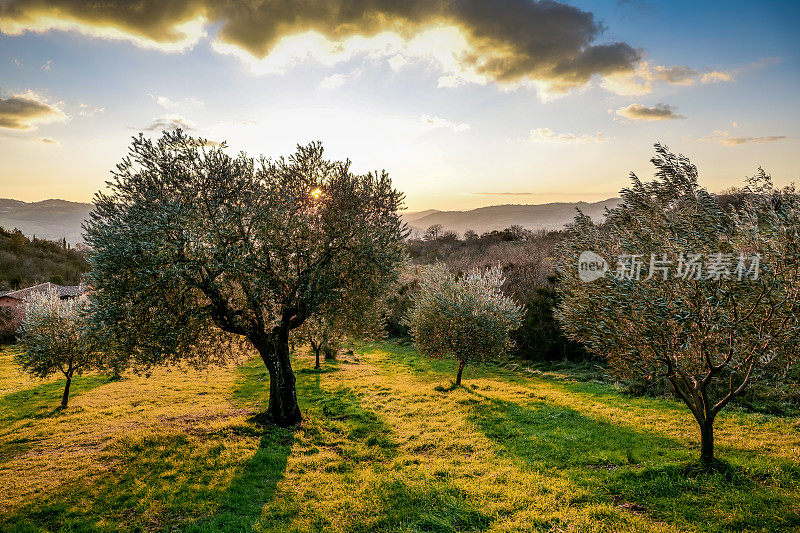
[85,130,406,426]
[556,145,800,465]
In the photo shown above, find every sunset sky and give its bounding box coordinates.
[0,0,798,211]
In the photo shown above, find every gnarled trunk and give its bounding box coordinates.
[256,329,302,427]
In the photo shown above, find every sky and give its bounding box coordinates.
[0,0,798,212]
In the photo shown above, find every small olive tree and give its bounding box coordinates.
[0,306,23,343]
[294,292,387,369]
[556,144,800,465]
[16,290,104,408]
[404,263,524,386]
[86,130,406,426]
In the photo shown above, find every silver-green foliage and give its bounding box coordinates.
[16,290,103,407]
[555,144,800,463]
[84,130,407,425]
[404,263,523,383]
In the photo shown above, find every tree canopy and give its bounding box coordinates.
[16,290,104,408]
[85,130,407,425]
[404,263,523,385]
[556,144,800,464]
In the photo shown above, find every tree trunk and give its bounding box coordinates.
[61,374,72,409]
[314,346,321,370]
[699,418,715,465]
[257,330,302,427]
[455,359,466,386]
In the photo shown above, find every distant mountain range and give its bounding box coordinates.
[402,199,621,236]
[0,199,92,244]
[0,197,621,245]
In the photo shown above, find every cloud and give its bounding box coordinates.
[78,103,104,117]
[420,114,470,133]
[41,59,52,70]
[602,57,776,95]
[33,136,58,144]
[700,70,732,83]
[0,0,642,97]
[699,130,788,146]
[616,103,684,121]
[139,114,196,131]
[387,54,409,71]
[319,73,347,90]
[527,127,606,142]
[12,58,22,66]
[150,94,203,110]
[0,90,67,130]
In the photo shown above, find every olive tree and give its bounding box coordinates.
[294,292,387,369]
[556,144,800,465]
[85,130,406,426]
[404,263,524,386]
[16,290,103,408]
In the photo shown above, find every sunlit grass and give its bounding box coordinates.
[1,342,798,531]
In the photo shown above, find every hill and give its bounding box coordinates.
[0,198,93,245]
[0,227,89,291]
[403,198,620,236]
[1,197,621,244]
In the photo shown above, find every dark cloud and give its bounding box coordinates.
[0,92,65,129]
[0,0,641,92]
[616,103,684,121]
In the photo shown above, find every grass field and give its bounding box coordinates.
[1,342,799,532]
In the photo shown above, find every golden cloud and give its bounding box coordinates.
[0,90,67,130]
[616,103,684,121]
[0,0,641,96]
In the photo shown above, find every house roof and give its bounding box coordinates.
[1,282,85,301]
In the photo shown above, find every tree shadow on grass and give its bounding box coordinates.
[194,358,401,531]
[469,393,800,532]
[1,426,295,532]
[0,374,115,424]
[0,362,296,533]
[0,374,115,462]
[344,477,493,533]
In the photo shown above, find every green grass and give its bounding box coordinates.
[1,342,799,532]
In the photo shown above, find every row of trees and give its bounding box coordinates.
[13,133,800,466]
